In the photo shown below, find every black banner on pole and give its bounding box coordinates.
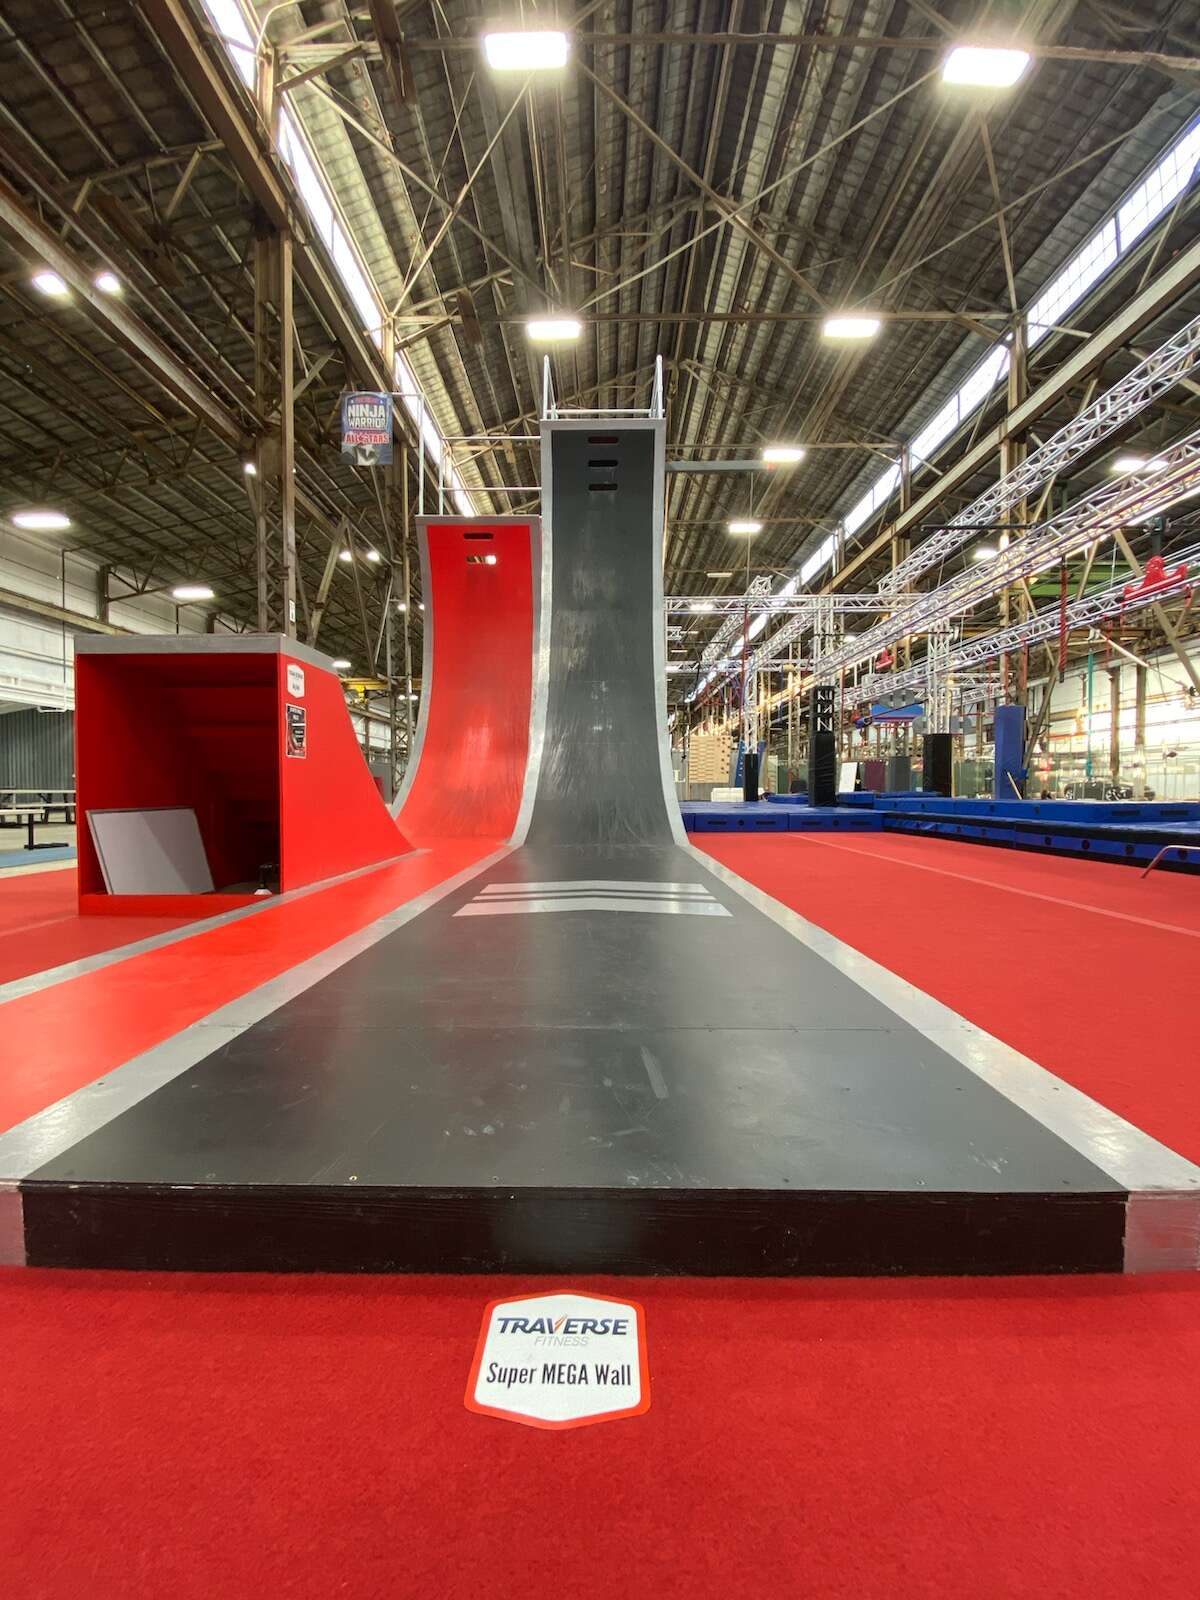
[808,684,837,806]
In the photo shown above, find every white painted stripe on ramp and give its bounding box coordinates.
[456,895,730,917]
[479,879,711,895]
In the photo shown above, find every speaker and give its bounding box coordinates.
[808,685,838,806]
[742,750,760,803]
[922,732,953,796]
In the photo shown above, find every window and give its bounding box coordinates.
[201,0,475,512]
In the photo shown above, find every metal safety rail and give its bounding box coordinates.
[879,313,1200,593]
[747,421,1200,682]
[541,353,665,421]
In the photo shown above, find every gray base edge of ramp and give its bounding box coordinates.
[692,844,1200,1274]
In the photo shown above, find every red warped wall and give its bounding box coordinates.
[396,518,535,845]
[278,650,410,890]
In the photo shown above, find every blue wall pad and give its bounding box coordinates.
[870,796,1200,822]
[682,803,789,831]
[680,803,884,834]
[788,810,884,832]
[993,705,1026,800]
[838,791,927,807]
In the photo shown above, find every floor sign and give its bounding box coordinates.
[465,1291,650,1430]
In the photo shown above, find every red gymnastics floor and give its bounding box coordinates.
[4,834,1200,1597]
[0,866,205,987]
[697,831,1200,1164]
[2,1267,1199,1600]
[0,840,496,1135]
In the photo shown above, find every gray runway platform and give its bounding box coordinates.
[5,422,1199,1275]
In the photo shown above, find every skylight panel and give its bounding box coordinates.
[199,0,257,88]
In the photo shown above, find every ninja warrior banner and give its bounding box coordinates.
[341,391,393,466]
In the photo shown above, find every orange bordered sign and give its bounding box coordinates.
[465,1290,650,1430]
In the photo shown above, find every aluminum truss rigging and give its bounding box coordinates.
[697,574,774,668]
[880,314,1200,594]
[859,537,1199,702]
[753,422,1200,680]
[666,593,916,614]
[693,313,1200,703]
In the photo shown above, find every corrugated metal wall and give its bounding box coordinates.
[0,709,75,787]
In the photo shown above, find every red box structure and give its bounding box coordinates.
[74,636,409,914]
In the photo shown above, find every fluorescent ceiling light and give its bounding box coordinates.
[822,315,881,341]
[365,548,381,563]
[762,444,806,465]
[483,30,569,71]
[1112,455,1167,474]
[690,601,716,612]
[94,271,122,295]
[32,270,69,298]
[11,509,71,531]
[338,549,353,562]
[331,658,352,671]
[972,545,998,561]
[706,570,733,578]
[172,584,215,601]
[526,315,581,343]
[728,519,763,535]
[942,46,1031,89]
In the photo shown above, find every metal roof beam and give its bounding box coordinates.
[827,232,1200,594]
[139,0,391,395]
[0,169,244,445]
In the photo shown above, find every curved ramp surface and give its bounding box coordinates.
[522,424,682,848]
[394,517,536,846]
[9,424,1200,1276]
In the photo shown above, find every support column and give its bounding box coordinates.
[1109,664,1122,785]
[251,222,297,637]
[1134,663,1148,794]
[894,448,912,670]
[999,317,1028,701]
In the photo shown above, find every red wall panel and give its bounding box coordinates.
[397,519,534,845]
[278,652,410,890]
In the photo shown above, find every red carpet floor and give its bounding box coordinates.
[0,867,201,985]
[3,1268,1199,1599]
[698,832,1200,1163]
[5,837,1200,1596]
[0,841,494,1134]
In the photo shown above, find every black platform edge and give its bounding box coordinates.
[18,1180,1128,1276]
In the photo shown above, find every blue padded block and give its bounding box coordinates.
[788,811,883,832]
[681,803,789,832]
